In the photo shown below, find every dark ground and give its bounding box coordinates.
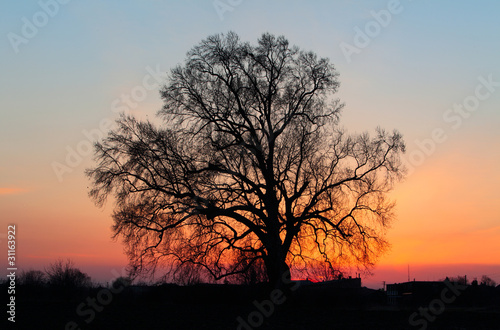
[4,283,500,329]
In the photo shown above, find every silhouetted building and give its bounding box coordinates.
[314,277,362,289]
[293,276,362,289]
[294,277,368,307]
[386,281,447,306]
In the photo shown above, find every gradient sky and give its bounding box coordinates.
[1,0,499,287]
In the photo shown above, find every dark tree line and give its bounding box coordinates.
[15,259,91,289]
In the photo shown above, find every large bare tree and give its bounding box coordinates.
[87,32,405,287]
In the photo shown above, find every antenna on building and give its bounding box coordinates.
[408,264,410,282]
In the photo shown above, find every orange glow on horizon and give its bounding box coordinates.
[0,187,30,195]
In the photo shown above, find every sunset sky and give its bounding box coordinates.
[1,0,499,288]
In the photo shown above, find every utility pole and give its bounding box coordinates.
[408,264,410,282]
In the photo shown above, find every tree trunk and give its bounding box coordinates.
[265,247,291,290]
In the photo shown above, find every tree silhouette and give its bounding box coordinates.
[480,275,496,287]
[87,32,405,287]
[19,269,47,287]
[45,259,91,289]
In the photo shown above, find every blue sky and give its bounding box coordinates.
[1,0,499,285]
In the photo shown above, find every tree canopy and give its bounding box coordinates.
[87,32,405,286]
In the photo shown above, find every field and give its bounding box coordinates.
[8,284,500,329]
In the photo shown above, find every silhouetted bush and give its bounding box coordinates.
[443,275,468,285]
[112,276,133,288]
[45,259,91,290]
[481,275,496,287]
[19,269,47,287]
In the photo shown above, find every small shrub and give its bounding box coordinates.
[19,269,47,287]
[112,276,133,288]
[45,259,91,289]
